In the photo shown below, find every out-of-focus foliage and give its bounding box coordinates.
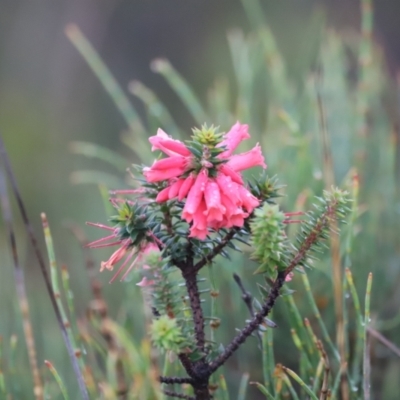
[1,0,400,399]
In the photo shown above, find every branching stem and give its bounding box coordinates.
[208,271,286,373]
[194,229,236,273]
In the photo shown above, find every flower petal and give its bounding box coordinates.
[237,185,260,212]
[216,173,241,205]
[182,169,208,222]
[149,128,191,157]
[218,122,250,158]
[204,180,225,222]
[151,156,188,171]
[226,143,266,172]
[156,186,170,203]
[143,166,186,182]
[100,239,131,272]
[218,164,244,184]
[178,174,195,201]
[168,179,185,199]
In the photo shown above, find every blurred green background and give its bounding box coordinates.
[1,0,400,399]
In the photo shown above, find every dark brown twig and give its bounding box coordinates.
[193,229,236,273]
[178,353,196,378]
[208,271,286,374]
[163,390,195,400]
[0,135,89,400]
[233,273,253,314]
[160,376,194,385]
[233,273,262,347]
[208,199,340,374]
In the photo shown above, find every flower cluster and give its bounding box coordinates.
[87,122,266,280]
[144,122,266,239]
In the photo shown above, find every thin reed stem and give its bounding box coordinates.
[0,169,43,400]
[315,72,348,400]
[0,135,89,400]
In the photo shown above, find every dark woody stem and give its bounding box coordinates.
[208,271,286,374]
[182,268,206,352]
[177,353,197,378]
[208,201,340,374]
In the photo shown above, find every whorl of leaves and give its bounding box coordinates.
[250,203,290,276]
[249,174,282,204]
[110,201,158,247]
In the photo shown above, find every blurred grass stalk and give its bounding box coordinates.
[1,0,395,395]
[42,213,85,372]
[315,71,348,398]
[0,168,43,400]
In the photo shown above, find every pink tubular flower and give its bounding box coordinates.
[237,185,260,212]
[218,122,250,158]
[178,174,196,201]
[204,180,225,222]
[189,198,208,240]
[156,186,170,202]
[226,143,266,172]
[145,122,266,239]
[182,169,208,223]
[151,156,188,171]
[168,179,185,199]
[100,239,131,272]
[143,166,187,183]
[149,128,192,157]
[218,164,243,184]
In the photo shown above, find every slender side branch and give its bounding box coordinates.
[194,229,236,273]
[233,273,262,347]
[209,199,342,374]
[208,271,286,374]
[177,353,196,378]
[160,376,194,385]
[163,389,195,400]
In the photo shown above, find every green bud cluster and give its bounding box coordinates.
[150,315,185,353]
[250,202,289,276]
[185,124,226,176]
[191,124,224,147]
